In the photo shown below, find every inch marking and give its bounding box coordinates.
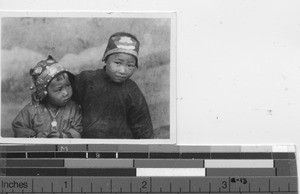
[228,177,231,192]
[110,179,113,192]
[150,177,152,193]
[249,181,251,192]
[71,177,73,193]
[32,178,34,193]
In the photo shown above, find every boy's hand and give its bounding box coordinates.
[47,131,61,138]
[61,132,72,138]
[47,131,72,138]
[36,132,49,138]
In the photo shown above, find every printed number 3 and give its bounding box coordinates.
[222,181,227,189]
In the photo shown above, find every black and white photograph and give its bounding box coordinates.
[0,12,176,143]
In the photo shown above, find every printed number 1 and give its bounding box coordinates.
[64,181,68,188]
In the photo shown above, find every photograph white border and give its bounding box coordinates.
[0,11,177,144]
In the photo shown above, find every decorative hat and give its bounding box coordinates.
[102,32,140,67]
[30,55,70,101]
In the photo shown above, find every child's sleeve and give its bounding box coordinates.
[127,84,154,139]
[12,105,37,138]
[72,72,88,106]
[66,103,83,138]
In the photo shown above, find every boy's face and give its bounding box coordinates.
[105,53,136,83]
[46,73,73,107]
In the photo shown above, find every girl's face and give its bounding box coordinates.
[46,73,72,107]
[105,53,137,83]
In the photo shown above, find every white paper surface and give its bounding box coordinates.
[0,1,299,147]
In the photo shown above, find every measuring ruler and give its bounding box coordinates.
[0,176,298,193]
[0,144,297,193]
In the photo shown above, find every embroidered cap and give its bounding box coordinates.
[30,55,70,101]
[102,32,140,67]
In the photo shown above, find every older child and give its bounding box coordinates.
[74,32,153,139]
[12,56,83,138]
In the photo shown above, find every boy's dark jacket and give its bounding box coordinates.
[72,68,154,139]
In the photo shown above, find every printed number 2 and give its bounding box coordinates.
[142,181,147,189]
[222,181,227,189]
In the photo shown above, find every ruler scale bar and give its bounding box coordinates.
[0,144,297,193]
[27,152,55,158]
[0,145,296,152]
[0,152,297,159]
[205,160,274,168]
[134,159,204,168]
[136,168,206,177]
[64,159,134,168]
[1,159,295,170]
[118,153,149,159]
[0,168,286,177]
[88,152,116,158]
[0,176,297,193]
[1,168,137,176]
[4,159,64,167]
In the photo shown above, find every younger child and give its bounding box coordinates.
[73,32,153,139]
[12,56,83,138]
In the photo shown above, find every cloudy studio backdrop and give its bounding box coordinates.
[0,12,176,143]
